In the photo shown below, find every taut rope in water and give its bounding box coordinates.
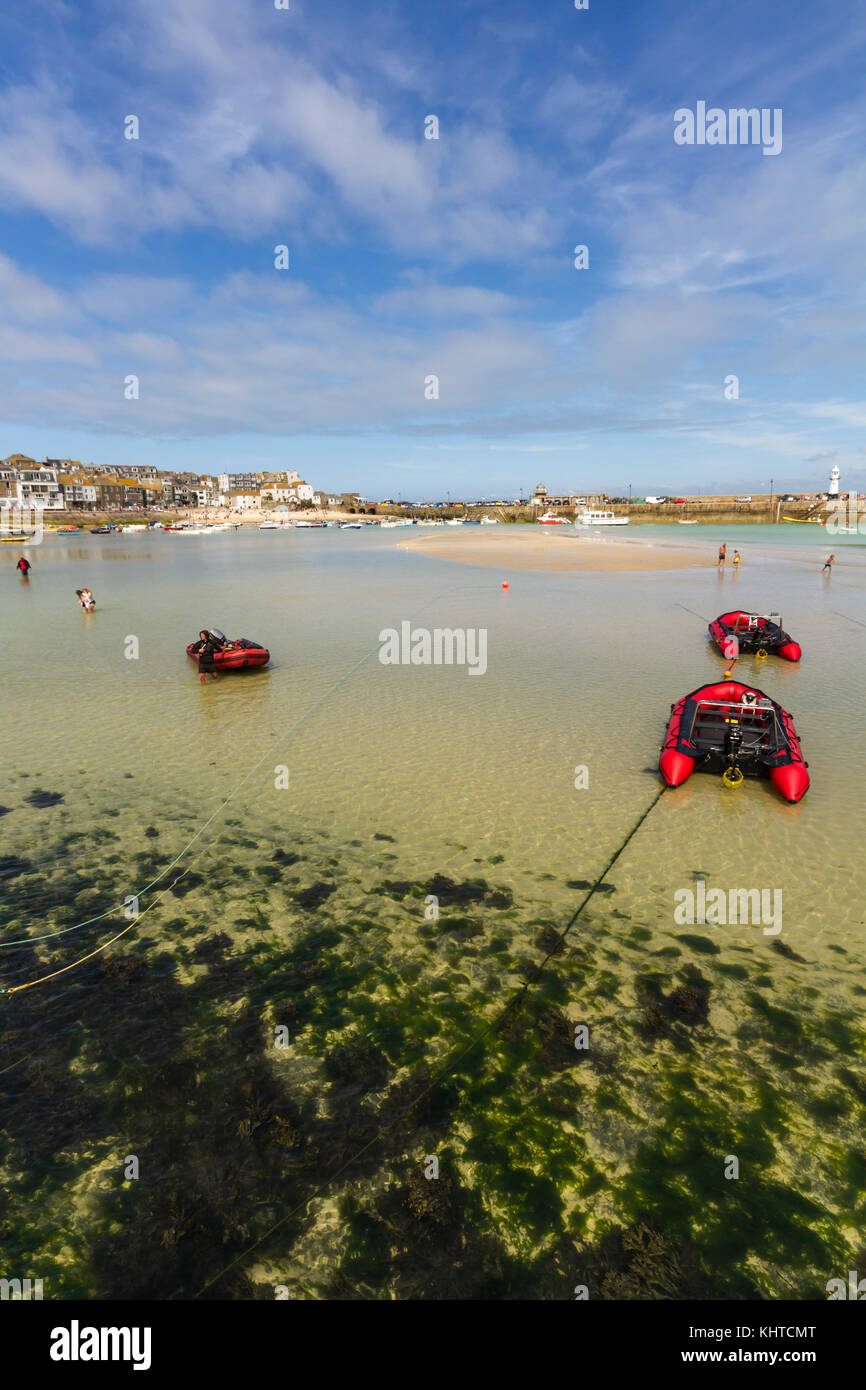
[189,783,668,1298]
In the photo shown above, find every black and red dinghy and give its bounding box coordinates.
[186,628,270,671]
[709,611,801,662]
[659,679,809,803]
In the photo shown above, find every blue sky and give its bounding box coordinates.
[0,0,864,497]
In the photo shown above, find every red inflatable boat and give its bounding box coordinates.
[186,629,270,671]
[660,679,809,803]
[709,611,801,662]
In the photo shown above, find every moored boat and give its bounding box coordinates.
[575,509,629,526]
[659,679,809,803]
[186,630,270,670]
[537,511,569,525]
[709,611,801,663]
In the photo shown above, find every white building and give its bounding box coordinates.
[829,465,840,496]
[16,467,65,510]
[261,484,296,503]
[231,491,260,510]
[60,478,99,508]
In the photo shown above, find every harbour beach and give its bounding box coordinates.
[2,0,865,1338]
[2,527,866,1302]
[403,525,711,572]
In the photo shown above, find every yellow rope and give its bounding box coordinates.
[3,867,192,997]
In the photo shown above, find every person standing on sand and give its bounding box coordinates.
[718,543,727,570]
[822,553,835,574]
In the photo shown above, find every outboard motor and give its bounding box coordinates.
[724,718,744,766]
[209,628,228,644]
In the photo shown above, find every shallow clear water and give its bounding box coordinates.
[1,526,864,1299]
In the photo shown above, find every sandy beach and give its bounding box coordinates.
[401,526,710,573]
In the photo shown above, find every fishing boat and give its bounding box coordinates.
[480,516,500,524]
[575,509,629,526]
[258,520,283,529]
[709,612,801,663]
[294,519,327,528]
[89,525,116,534]
[339,522,362,529]
[537,511,569,525]
[659,679,809,803]
[186,629,270,671]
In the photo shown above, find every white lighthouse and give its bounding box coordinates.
[829,465,840,496]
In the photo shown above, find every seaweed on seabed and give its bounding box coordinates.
[574,1222,749,1300]
[329,1160,523,1300]
[25,789,64,808]
[323,1031,391,1091]
[636,964,710,1042]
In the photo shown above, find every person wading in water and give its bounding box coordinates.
[191,629,220,684]
[718,542,727,570]
[16,556,31,578]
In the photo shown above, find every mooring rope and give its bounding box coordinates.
[188,783,668,1299]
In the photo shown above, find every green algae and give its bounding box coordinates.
[2,817,865,1302]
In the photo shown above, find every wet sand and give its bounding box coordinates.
[402,526,710,572]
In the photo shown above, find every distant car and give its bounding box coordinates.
[673,498,688,504]
[645,496,667,504]
[734,495,752,503]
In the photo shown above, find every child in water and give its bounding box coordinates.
[732,550,740,570]
[822,554,835,574]
[76,588,95,611]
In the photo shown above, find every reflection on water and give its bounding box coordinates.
[1,529,864,1299]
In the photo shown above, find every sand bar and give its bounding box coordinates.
[401,526,711,573]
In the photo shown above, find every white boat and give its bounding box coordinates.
[445,517,465,526]
[537,511,569,525]
[258,520,282,529]
[677,519,699,525]
[480,516,500,525]
[575,510,629,527]
[340,522,362,529]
